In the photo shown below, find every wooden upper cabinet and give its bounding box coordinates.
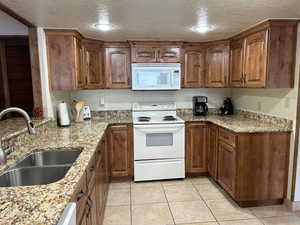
[105,48,131,89]
[186,122,208,173]
[82,41,104,89]
[205,44,229,87]
[243,30,268,87]
[229,20,298,88]
[183,48,206,88]
[46,30,83,90]
[131,47,157,62]
[131,44,181,63]
[158,47,181,62]
[229,39,245,87]
[108,124,133,177]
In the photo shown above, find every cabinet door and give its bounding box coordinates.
[206,45,229,87]
[89,185,99,225]
[105,48,131,89]
[244,30,268,87]
[83,43,104,89]
[46,34,81,90]
[186,122,208,173]
[109,124,133,177]
[157,47,181,63]
[131,47,157,62]
[75,38,86,89]
[229,39,245,87]
[218,142,236,196]
[207,125,218,180]
[183,49,206,88]
[70,174,87,225]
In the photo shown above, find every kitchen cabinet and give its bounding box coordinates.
[229,39,245,87]
[183,48,206,88]
[207,124,218,180]
[205,43,229,87]
[82,40,105,89]
[157,47,181,63]
[45,30,84,90]
[71,175,88,225]
[218,141,237,196]
[105,47,131,89]
[243,30,268,87]
[72,134,109,225]
[130,43,181,63]
[186,122,208,173]
[185,123,290,207]
[131,47,157,63]
[229,20,298,88]
[108,124,133,177]
[215,128,290,207]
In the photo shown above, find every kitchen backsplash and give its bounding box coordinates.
[67,88,231,111]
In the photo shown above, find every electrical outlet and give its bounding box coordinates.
[100,96,105,106]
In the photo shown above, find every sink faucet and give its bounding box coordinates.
[0,107,36,165]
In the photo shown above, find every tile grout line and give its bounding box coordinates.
[161,181,177,225]
[191,178,220,224]
[192,178,269,225]
[130,181,133,225]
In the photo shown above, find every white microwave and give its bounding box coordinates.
[132,63,181,90]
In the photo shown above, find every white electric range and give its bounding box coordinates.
[132,103,185,182]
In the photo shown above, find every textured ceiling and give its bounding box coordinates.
[1,0,300,41]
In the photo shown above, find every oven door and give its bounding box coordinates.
[134,124,185,160]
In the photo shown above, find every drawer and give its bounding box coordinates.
[219,128,236,147]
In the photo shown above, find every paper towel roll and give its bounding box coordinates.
[57,102,70,127]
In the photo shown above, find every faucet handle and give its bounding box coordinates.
[0,148,7,165]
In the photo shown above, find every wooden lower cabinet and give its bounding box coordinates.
[217,141,236,196]
[74,134,109,225]
[216,129,290,207]
[186,122,290,207]
[186,122,208,173]
[108,124,133,177]
[207,125,218,180]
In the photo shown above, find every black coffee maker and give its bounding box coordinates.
[193,96,208,116]
[219,98,234,115]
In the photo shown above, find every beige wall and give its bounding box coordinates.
[69,88,231,111]
[232,24,300,201]
[232,88,297,120]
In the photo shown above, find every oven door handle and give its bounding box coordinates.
[134,126,184,134]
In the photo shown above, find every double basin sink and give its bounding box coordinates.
[0,149,82,187]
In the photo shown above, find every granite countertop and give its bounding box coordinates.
[0,120,109,225]
[0,118,52,142]
[179,114,292,133]
[0,110,292,225]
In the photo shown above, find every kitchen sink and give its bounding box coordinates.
[13,149,82,168]
[0,165,71,187]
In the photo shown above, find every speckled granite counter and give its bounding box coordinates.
[0,109,293,225]
[0,118,52,141]
[177,109,293,133]
[0,120,109,225]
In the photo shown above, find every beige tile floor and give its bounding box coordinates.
[103,176,300,225]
